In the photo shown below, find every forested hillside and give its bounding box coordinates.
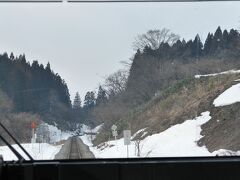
[126,27,240,106]
[82,27,240,145]
[0,53,74,129]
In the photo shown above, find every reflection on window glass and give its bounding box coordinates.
[0,1,240,161]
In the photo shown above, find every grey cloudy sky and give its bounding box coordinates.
[0,1,240,100]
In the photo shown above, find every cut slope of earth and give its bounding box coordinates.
[200,80,240,152]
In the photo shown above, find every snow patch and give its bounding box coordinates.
[213,83,240,107]
[80,134,93,147]
[132,128,147,139]
[0,123,73,161]
[82,112,213,158]
[46,123,73,143]
[138,111,212,157]
[195,69,240,79]
[80,124,103,134]
[0,143,62,161]
[92,124,104,133]
[141,132,148,138]
[213,149,240,156]
[78,124,104,146]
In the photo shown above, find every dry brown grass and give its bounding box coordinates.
[122,73,240,137]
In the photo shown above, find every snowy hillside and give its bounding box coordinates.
[80,112,219,158]
[78,70,240,158]
[81,109,240,158]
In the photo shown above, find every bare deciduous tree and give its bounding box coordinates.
[133,28,180,51]
[104,69,128,97]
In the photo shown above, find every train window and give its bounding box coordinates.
[0,0,240,161]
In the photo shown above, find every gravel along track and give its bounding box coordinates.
[55,137,95,159]
[68,137,81,159]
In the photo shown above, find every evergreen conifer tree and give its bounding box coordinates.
[213,26,223,51]
[73,92,82,109]
[83,91,95,109]
[10,52,14,60]
[192,34,203,58]
[96,86,107,105]
[204,33,214,55]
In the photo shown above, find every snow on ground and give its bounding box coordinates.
[0,143,62,161]
[46,123,73,143]
[81,123,103,134]
[80,112,217,158]
[0,124,74,161]
[195,69,240,78]
[80,124,104,147]
[80,134,94,147]
[92,124,104,133]
[132,128,147,139]
[78,124,104,142]
[139,112,212,157]
[213,83,240,107]
[80,124,90,133]
[213,149,240,156]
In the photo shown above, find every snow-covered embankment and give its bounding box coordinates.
[80,112,217,158]
[0,123,73,161]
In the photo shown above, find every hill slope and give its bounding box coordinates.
[93,70,240,156]
[0,53,74,129]
[0,88,42,144]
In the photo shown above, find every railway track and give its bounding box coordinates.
[55,136,95,159]
[68,137,82,159]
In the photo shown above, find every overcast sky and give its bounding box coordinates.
[0,1,240,100]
